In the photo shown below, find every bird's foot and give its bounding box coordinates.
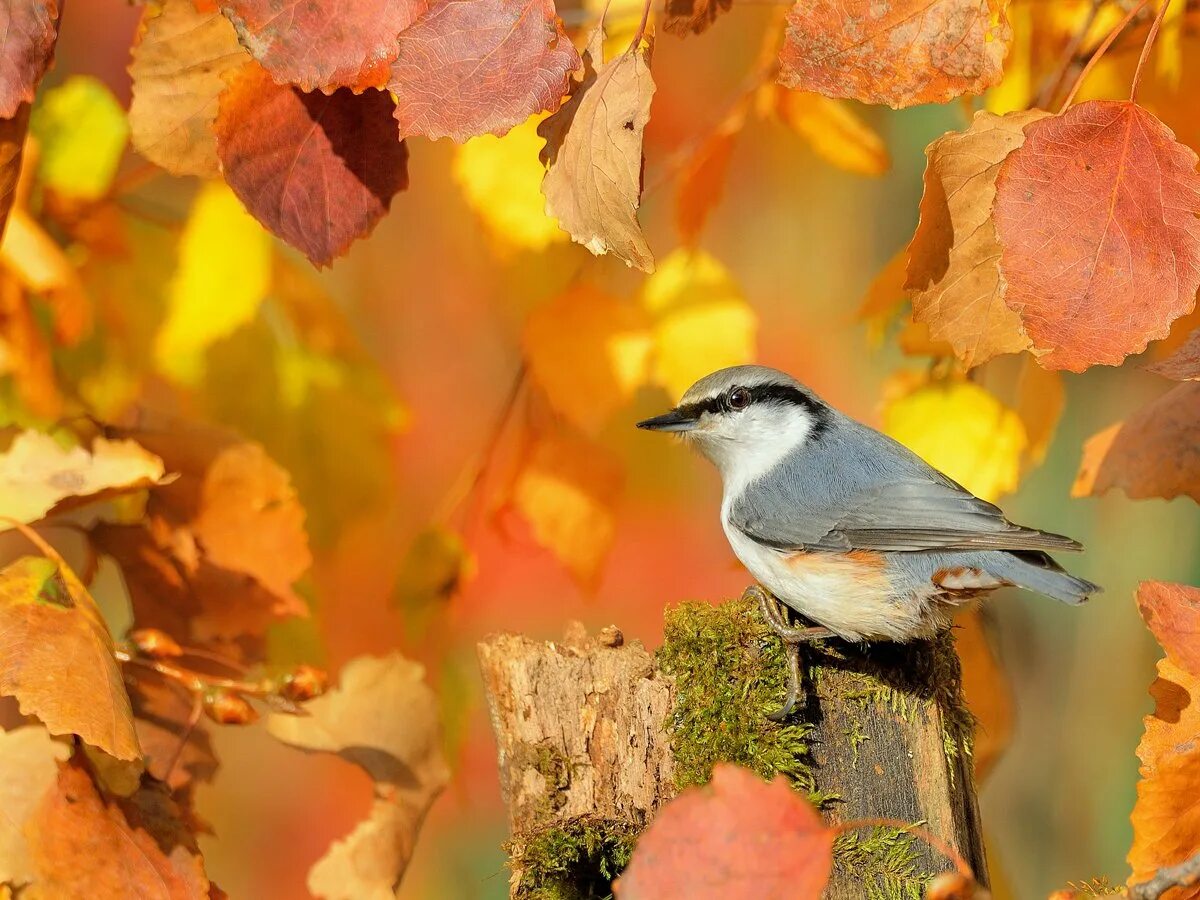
[742,585,833,722]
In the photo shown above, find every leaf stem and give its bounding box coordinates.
[1059,0,1150,112]
[627,0,655,53]
[1130,0,1172,101]
[1034,0,1105,110]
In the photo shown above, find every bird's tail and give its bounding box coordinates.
[998,551,1100,605]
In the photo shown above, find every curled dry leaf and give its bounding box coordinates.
[1146,327,1200,381]
[778,0,1010,109]
[662,0,731,37]
[993,101,1200,372]
[540,27,656,272]
[215,64,409,268]
[389,0,581,142]
[0,0,59,119]
[0,557,140,761]
[0,726,69,887]
[613,763,834,899]
[221,0,426,92]
[24,759,212,899]
[267,653,450,900]
[0,104,29,237]
[0,430,166,529]
[1137,581,1200,683]
[128,0,248,178]
[905,110,1042,368]
[1072,382,1200,504]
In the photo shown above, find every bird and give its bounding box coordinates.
[638,365,1098,718]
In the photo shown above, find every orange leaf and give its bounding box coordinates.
[993,101,1200,372]
[778,0,1010,109]
[1072,383,1200,504]
[613,763,834,899]
[127,676,217,791]
[0,726,69,888]
[388,0,581,142]
[0,0,59,119]
[220,0,426,92]
[1138,581,1200,678]
[214,63,409,267]
[675,111,742,247]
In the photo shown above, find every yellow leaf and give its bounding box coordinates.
[0,430,166,528]
[772,88,889,177]
[641,249,756,401]
[155,182,271,384]
[984,1,1031,114]
[30,76,129,201]
[882,375,1027,503]
[452,114,565,253]
[393,527,475,615]
[523,284,652,433]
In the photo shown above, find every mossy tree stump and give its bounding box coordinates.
[478,596,987,899]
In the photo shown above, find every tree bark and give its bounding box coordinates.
[478,599,987,899]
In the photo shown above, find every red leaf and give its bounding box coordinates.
[220,0,426,92]
[614,764,833,900]
[1138,581,1200,678]
[387,0,581,142]
[214,65,408,267]
[0,0,59,119]
[778,0,1010,109]
[993,101,1200,372]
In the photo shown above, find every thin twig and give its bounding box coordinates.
[1130,0,1173,100]
[1129,848,1200,899]
[628,0,655,52]
[1059,0,1151,111]
[160,693,204,786]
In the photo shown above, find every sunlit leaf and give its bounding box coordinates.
[767,86,889,177]
[29,76,128,201]
[0,726,69,888]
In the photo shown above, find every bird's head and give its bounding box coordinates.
[637,365,829,480]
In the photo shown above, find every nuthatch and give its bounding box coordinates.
[639,365,1098,719]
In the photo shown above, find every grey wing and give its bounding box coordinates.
[729,420,1082,554]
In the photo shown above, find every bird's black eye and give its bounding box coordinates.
[728,387,751,410]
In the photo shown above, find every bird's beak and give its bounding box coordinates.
[637,408,698,432]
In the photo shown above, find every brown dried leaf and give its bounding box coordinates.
[0,726,69,887]
[0,0,59,119]
[905,110,1040,368]
[128,0,248,178]
[1072,382,1200,504]
[663,0,730,36]
[540,28,655,271]
[778,0,1010,109]
[0,557,140,761]
[993,101,1200,372]
[268,654,449,900]
[388,0,580,142]
[1146,327,1200,381]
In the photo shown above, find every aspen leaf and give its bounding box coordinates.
[614,764,834,899]
[220,0,426,92]
[675,110,742,246]
[883,375,1027,503]
[523,284,653,433]
[1145,327,1200,381]
[268,654,450,900]
[0,207,89,345]
[215,65,408,267]
[0,557,140,762]
[1072,383,1200,504]
[993,101,1200,372]
[641,249,755,401]
[0,726,69,887]
[1137,581,1200,678]
[128,0,248,178]
[452,114,566,253]
[662,0,730,36]
[779,0,1011,109]
[29,76,128,201]
[905,110,1042,368]
[768,87,889,177]
[388,0,580,142]
[0,104,29,237]
[0,430,166,527]
[155,182,271,385]
[0,0,59,120]
[540,27,655,271]
[509,423,623,588]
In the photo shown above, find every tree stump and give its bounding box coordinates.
[478,596,987,899]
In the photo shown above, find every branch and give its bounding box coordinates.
[1129,849,1200,900]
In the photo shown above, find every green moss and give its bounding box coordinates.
[656,595,819,794]
[510,819,638,900]
[833,825,934,900]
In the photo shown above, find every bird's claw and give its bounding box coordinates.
[743,585,834,721]
[766,642,802,722]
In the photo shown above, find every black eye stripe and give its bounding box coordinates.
[676,383,827,421]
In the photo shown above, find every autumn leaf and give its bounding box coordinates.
[641,249,755,401]
[388,0,581,142]
[613,763,834,899]
[0,104,28,237]
[0,207,89,345]
[1146,327,1200,381]
[540,27,656,271]
[778,0,1011,109]
[24,759,213,899]
[1072,382,1200,504]
[0,556,140,761]
[1137,581,1200,681]
[215,64,408,267]
[127,676,218,791]
[220,0,426,92]
[0,0,59,119]
[30,76,128,202]
[267,653,450,900]
[0,270,60,418]
[905,110,1042,368]
[764,86,889,177]
[393,527,474,614]
[0,726,69,887]
[662,0,730,36]
[675,109,743,246]
[0,429,166,528]
[128,0,248,178]
[993,101,1200,372]
[509,422,623,589]
[523,283,653,433]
